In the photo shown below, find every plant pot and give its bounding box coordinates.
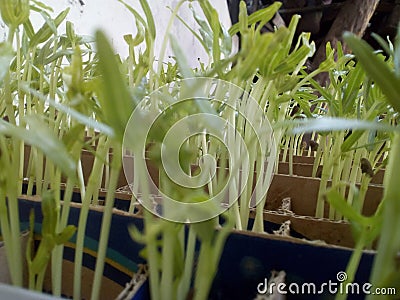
[211,229,376,300]
[277,161,385,185]
[279,153,316,165]
[265,174,383,218]
[16,196,147,300]
[250,209,358,248]
[23,145,131,190]
[121,228,377,300]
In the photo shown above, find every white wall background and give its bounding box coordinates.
[0,0,234,67]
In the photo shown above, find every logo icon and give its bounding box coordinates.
[123,77,276,223]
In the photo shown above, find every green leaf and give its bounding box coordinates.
[25,116,77,179]
[31,0,54,13]
[117,0,146,27]
[197,0,228,61]
[274,44,313,74]
[344,32,400,113]
[128,225,146,244]
[342,63,365,114]
[30,8,69,46]
[96,30,136,141]
[0,42,13,83]
[66,21,76,43]
[21,85,114,136]
[228,2,282,36]
[124,20,145,47]
[41,190,58,235]
[139,0,156,40]
[54,225,76,245]
[22,19,35,40]
[0,117,76,179]
[282,14,301,57]
[169,35,195,79]
[325,189,370,226]
[191,220,215,242]
[371,33,392,58]
[341,130,364,152]
[176,5,210,55]
[62,124,85,151]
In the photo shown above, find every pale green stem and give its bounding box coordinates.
[51,178,75,296]
[0,188,17,285]
[26,149,35,195]
[335,229,368,300]
[43,160,54,192]
[330,131,344,219]
[177,226,196,300]
[159,223,175,300]
[90,143,122,300]
[288,135,294,176]
[369,132,400,294]
[155,0,186,90]
[239,147,255,229]
[340,150,353,198]
[15,29,25,194]
[315,136,333,218]
[4,71,16,125]
[35,265,47,292]
[193,240,213,300]
[252,152,275,232]
[281,134,290,163]
[52,138,86,295]
[49,168,61,295]
[35,150,44,195]
[73,136,109,300]
[7,140,23,286]
[312,137,323,177]
[144,211,161,300]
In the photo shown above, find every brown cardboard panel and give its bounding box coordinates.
[278,161,385,185]
[278,162,319,177]
[42,260,124,300]
[279,153,316,164]
[251,210,357,248]
[265,174,383,218]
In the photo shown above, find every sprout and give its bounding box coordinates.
[0,0,29,28]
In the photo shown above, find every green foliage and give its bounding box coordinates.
[95,30,136,142]
[27,190,76,291]
[0,43,13,83]
[228,1,281,36]
[0,117,76,178]
[0,0,399,299]
[344,28,400,296]
[30,8,70,46]
[344,32,400,113]
[0,0,30,28]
